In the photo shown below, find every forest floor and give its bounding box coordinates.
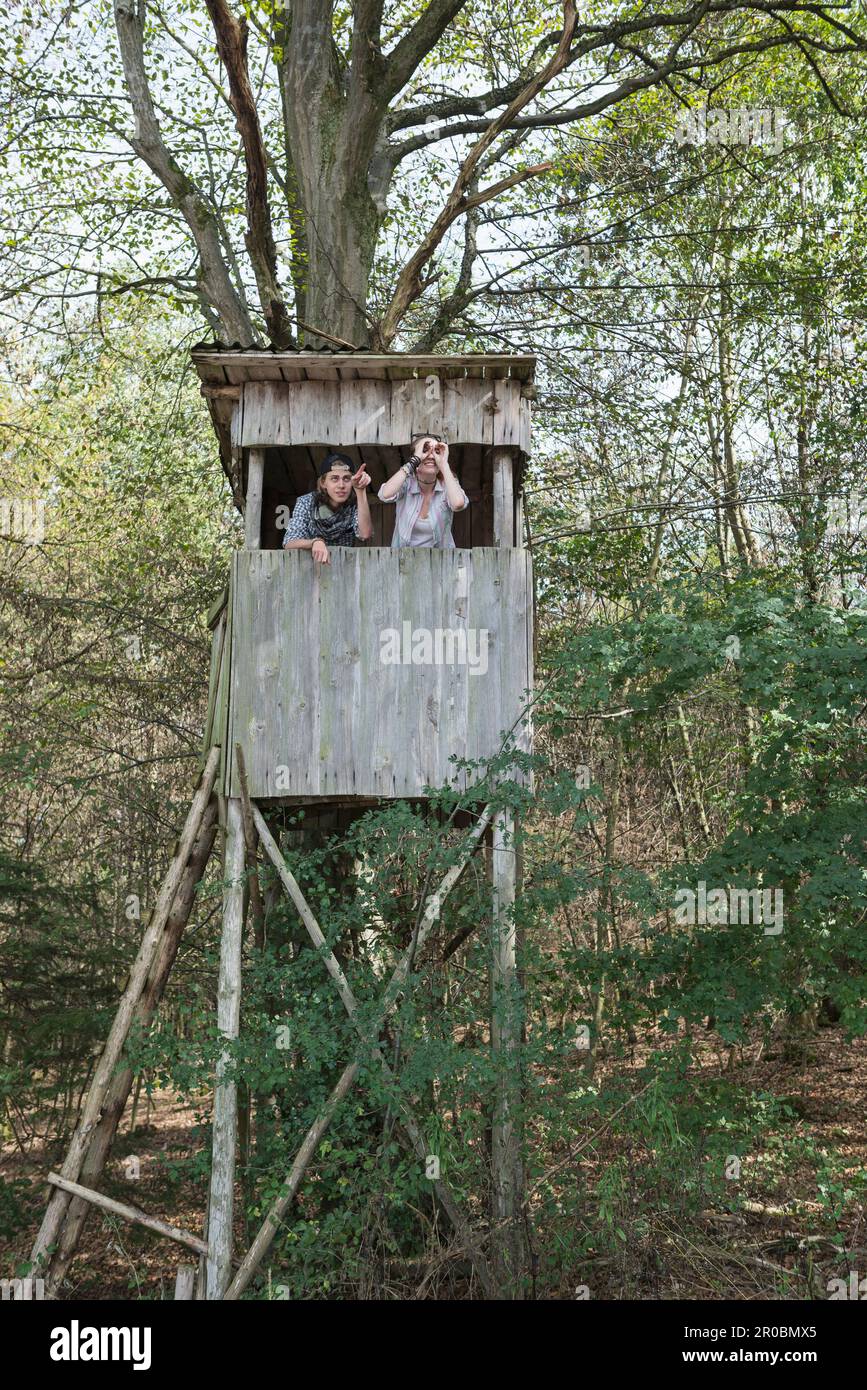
[1,1026,864,1300]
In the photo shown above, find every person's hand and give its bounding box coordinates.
[351,467,371,491]
[433,440,450,475]
[312,538,330,564]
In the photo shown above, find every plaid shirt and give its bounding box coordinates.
[377,474,469,548]
[281,491,361,547]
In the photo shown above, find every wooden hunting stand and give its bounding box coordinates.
[30,349,536,1301]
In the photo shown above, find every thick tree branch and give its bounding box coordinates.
[388,25,564,132]
[271,5,311,324]
[112,0,255,343]
[375,1,578,347]
[388,0,864,142]
[351,0,385,65]
[204,0,294,347]
[382,0,471,103]
[770,12,854,114]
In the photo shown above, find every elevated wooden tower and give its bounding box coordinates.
[30,348,536,1301]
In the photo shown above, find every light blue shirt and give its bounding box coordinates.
[377,474,469,548]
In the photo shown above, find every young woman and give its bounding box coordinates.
[282,451,372,563]
[377,435,468,548]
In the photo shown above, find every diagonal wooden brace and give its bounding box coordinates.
[46,1173,209,1257]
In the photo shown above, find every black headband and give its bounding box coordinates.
[318,451,354,477]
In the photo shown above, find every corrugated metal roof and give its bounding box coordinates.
[191,340,360,355]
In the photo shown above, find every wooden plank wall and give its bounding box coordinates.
[224,548,533,801]
[240,378,525,451]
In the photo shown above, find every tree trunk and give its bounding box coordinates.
[275,1,386,347]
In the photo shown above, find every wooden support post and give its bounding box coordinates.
[205,797,246,1299]
[490,807,524,1297]
[244,447,265,549]
[175,1266,196,1300]
[492,447,515,547]
[196,1191,210,1301]
[44,799,218,1295]
[234,744,265,950]
[46,1174,209,1256]
[30,748,220,1277]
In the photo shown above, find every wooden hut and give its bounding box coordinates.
[193,346,536,804]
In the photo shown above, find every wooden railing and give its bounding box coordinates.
[207,547,533,801]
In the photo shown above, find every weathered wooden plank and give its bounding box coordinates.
[239,359,285,382]
[226,549,531,800]
[230,399,243,451]
[238,379,530,452]
[214,564,235,795]
[244,448,265,549]
[402,547,438,795]
[501,550,533,771]
[389,378,431,445]
[205,796,245,1298]
[242,382,292,445]
[519,395,532,455]
[523,550,535,767]
[466,551,503,784]
[200,383,238,400]
[490,381,524,449]
[201,611,227,764]
[367,547,399,796]
[489,805,524,1295]
[304,380,345,444]
[344,379,389,445]
[459,378,493,450]
[46,1174,210,1257]
[442,549,471,786]
[318,550,363,797]
[492,449,515,547]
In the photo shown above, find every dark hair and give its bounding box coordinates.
[410,433,445,448]
[318,450,355,477]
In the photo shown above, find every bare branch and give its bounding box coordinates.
[375,1,578,347]
[410,178,480,352]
